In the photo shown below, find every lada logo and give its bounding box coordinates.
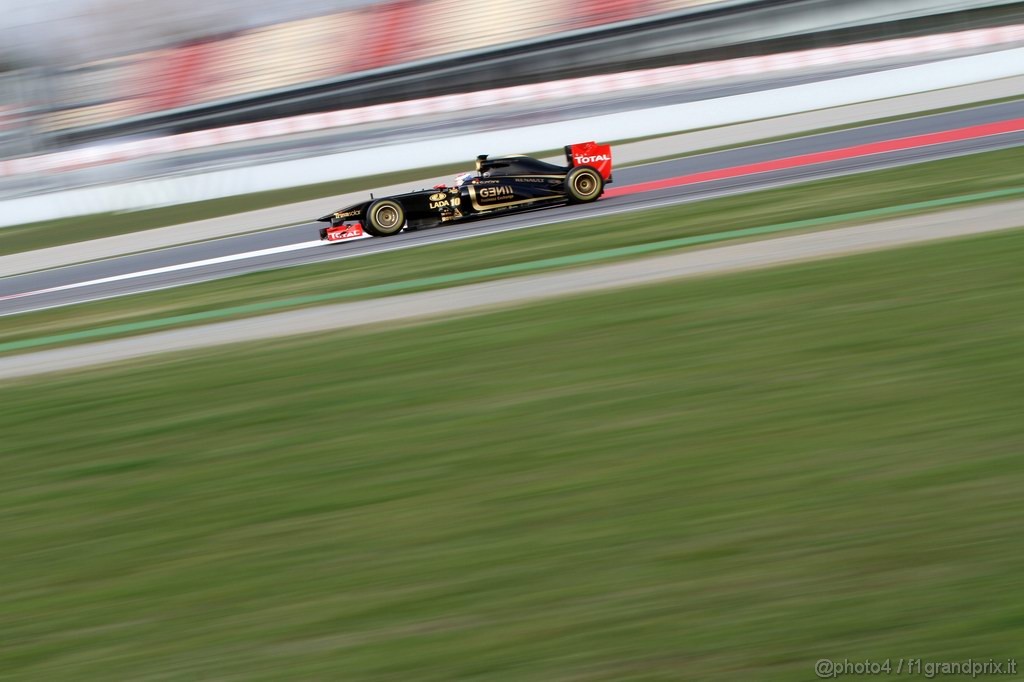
[429,192,447,202]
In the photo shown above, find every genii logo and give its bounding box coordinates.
[479,185,513,200]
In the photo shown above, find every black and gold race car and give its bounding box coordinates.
[317,141,612,241]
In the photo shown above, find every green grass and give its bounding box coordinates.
[3,146,1023,353]
[3,227,1023,680]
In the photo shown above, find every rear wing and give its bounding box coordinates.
[565,141,613,183]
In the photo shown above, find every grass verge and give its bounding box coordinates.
[2,228,1022,679]
[2,146,1023,354]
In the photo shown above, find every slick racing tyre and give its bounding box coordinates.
[364,199,406,236]
[565,166,604,203]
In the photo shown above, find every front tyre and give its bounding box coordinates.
[364,199,406,236]
[565,166,604,203]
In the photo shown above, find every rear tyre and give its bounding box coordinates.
[565,166,604,203]
[364,199,406,236]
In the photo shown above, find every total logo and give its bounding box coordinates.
[326,224,365,241]
[575,154,611,164]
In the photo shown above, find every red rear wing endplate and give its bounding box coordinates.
[566,141,613,182]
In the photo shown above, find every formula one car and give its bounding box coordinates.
[317,141,612,241]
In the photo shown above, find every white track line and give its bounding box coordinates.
[4,200,1023,380]
[0,240,333,302]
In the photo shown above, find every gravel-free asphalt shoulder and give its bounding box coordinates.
[2,199,1021,381]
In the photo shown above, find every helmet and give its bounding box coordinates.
[454,171,478,186]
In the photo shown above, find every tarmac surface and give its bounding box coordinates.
[2,97,1022,314]
[2,198,1021,381]
[3,74,1023,278]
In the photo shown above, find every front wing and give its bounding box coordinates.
[321,223,370,242]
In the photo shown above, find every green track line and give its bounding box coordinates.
[4,185,1024,355]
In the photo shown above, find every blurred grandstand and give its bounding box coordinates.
[1,0,718,143]
[0,0,1022,193]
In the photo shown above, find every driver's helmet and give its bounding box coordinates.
[454,171,478,186]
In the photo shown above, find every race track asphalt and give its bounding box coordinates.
[2,197,1022,381]
[2,99,1022,317]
